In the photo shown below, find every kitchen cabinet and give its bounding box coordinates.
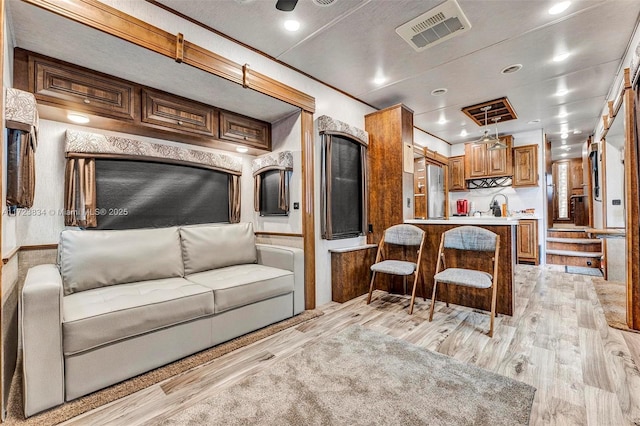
[365,104,414,244]
[517,219,538,265]
[219,110,271,150]
[513,144,538,187]
[448,155,467,191]
[464,135,513,179]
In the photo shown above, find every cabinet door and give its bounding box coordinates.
[141,89,216,137]
[517,219,538,264]
[32,55,135,120]
[464,143,487,179]
[448,156,467,191]
[487,135,513,177]
[219,110,271,150]
[413,158,427,218]
[513,144,538,187]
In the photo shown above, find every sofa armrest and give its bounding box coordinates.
[256,244,304,315]
[21,264,65,417]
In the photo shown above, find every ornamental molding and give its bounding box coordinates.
[317,115,368,145]
[65,130,243,174]
[252,151,293,175]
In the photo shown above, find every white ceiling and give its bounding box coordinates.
[7,0,640,162]
[154,0,640,160]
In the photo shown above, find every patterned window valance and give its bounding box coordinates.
[252,151,294,176]
[6,88,39,133]
[317,115,368,146]
[5,88,39,208]
[65,130,243,175]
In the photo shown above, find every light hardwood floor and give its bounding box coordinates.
[62,265,640,425]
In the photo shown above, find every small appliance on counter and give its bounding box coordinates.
[455,199,469,216]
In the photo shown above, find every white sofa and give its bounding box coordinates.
[20,222,304,417]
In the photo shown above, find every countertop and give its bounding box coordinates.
[406,217,520,226]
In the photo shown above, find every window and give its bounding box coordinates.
[94,159,229,229]
[259,169,290,216]
[321,132,367,239]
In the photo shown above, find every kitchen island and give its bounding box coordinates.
[405,218,518,316]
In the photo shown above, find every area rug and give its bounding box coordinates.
[4,310,324,426]
[592,279,640,334]
[162,325,536,426]
[565,265,603,277]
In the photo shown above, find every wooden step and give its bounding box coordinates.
[547,230,589,239]
[546,249,602,268]
[546,237,599,244]
[546,238,601,252]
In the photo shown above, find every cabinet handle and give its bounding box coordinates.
[177,120,183,125]
[83,99,90,104]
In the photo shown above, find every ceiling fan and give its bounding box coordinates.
[276,0,298,11]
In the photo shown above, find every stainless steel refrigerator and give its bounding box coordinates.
[427,165,445,218]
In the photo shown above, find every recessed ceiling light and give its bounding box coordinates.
[438,118,447,125]
[561,152,569,157]
[553,52,571,62]
[501,64,523,74]
[555,89,569,96]
[431,88,448,96]
[573,129,582,134]
[236,146,248,153]
[283,20,300,32]
[67,113,90,124]
[549,1,571,15]
[373,76,387,85]
[558,111,568,118]
[528,119,541,124]
[561,133,568,139]
[460,129,468,137]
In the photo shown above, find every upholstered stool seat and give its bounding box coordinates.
[432,268,492,289]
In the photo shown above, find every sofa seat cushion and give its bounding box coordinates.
[62,278,214,355]
[186,264,293,314]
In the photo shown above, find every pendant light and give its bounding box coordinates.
[476,106,500,145]
[487,117,507,150]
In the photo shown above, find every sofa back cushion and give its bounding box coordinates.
[59,227,184,295]
[180,223,257,275]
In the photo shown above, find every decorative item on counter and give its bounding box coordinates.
[491,200,501,217]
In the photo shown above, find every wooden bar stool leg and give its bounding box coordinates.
[489,280,498,337]
[408,272,419,315]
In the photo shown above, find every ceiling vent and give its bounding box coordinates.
[462,97,518,126]
[395,0,471,52]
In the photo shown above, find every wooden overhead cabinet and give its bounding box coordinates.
[448,155,467,191]
[513,144,539,187]
[464,135,513,179]
[141,88,216,137]
[219,110,271,150]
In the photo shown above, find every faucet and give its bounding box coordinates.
[490,193,509,217]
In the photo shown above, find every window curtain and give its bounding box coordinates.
[5,88,39,209]
[6,128,36,208]
[64,157,97,227]
[253,169,290,213]
[278,169,289,211]
[253,174,261,212]
[229,174,241,223]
